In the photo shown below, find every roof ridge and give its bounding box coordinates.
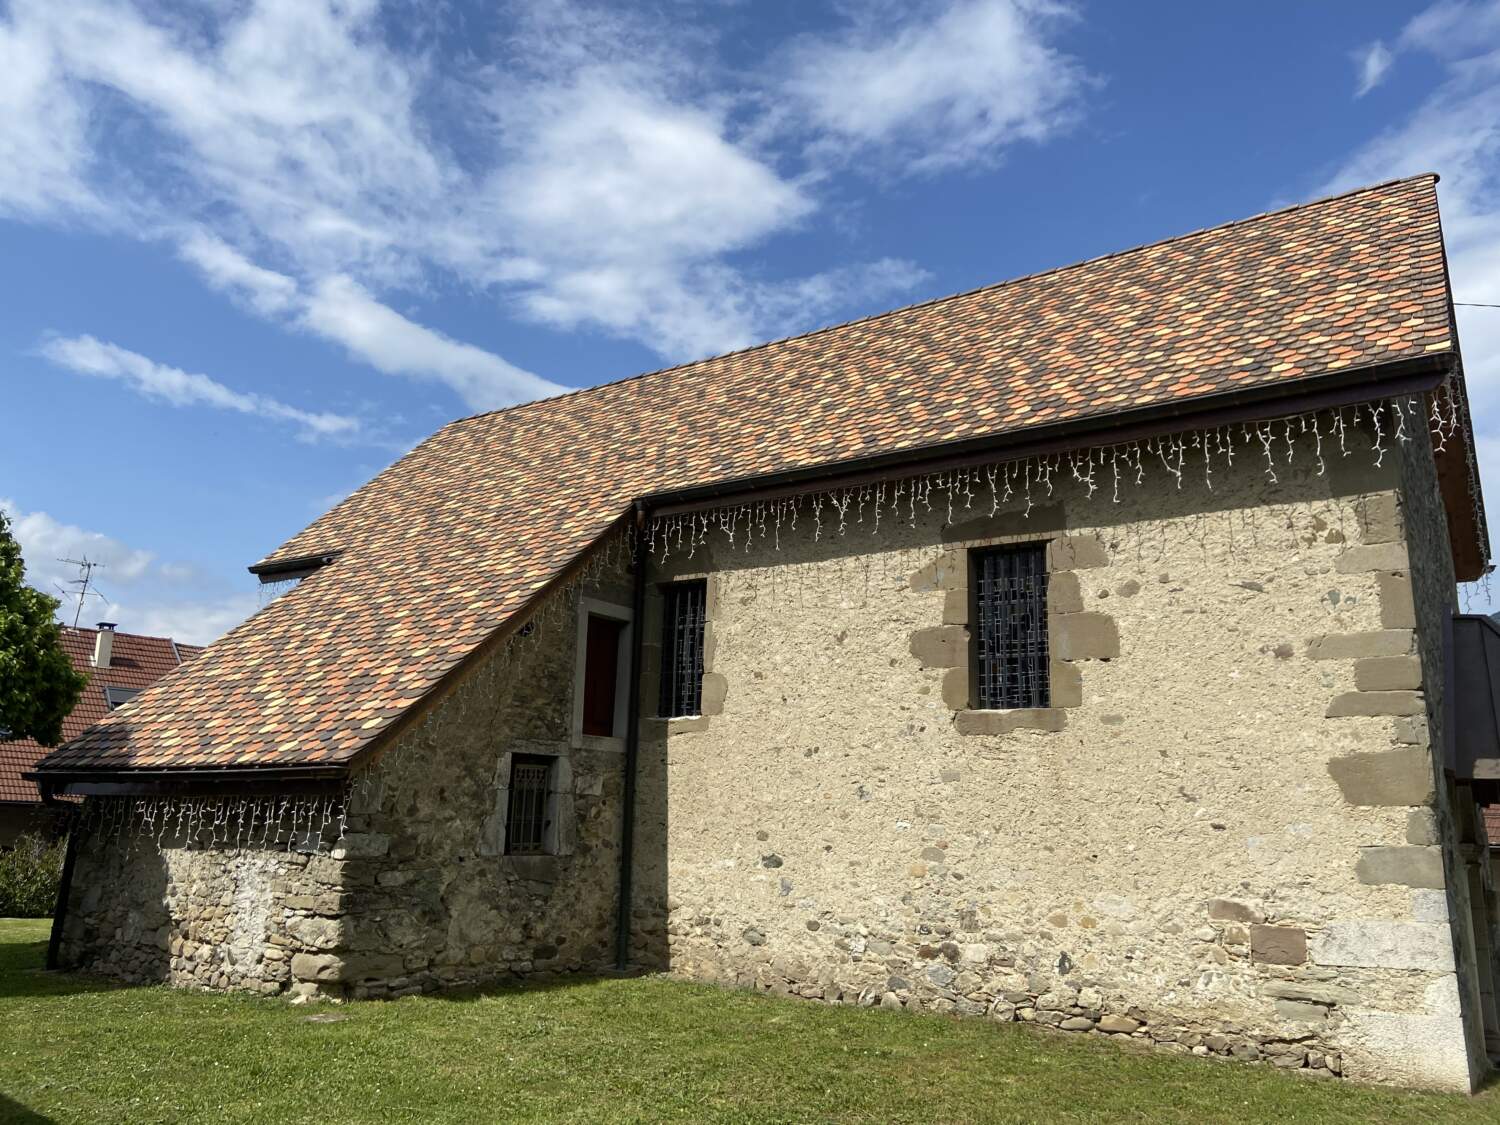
[442,173,1439,430]
[61,624,191,645]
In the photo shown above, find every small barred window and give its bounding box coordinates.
[973,544,1050,709]
[505,755,553,855]
[659,580,707,718]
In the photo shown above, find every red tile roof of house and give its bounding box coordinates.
[1484,805,1500,848]
[1,627,202,802]
[38,175,1463,776]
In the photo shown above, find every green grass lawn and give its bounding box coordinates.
[0,918,1495,1124]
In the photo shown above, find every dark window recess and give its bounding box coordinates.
[659,580,708,718]
[505,755,553,855]
[973,543,1050,709]
[104,686,141,710]
[582,614,625,737]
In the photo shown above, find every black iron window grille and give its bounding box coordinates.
[973,543,1050,710]
[505,755,553,855]
[659,580,707,718]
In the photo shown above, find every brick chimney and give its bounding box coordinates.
[93,622,117,669]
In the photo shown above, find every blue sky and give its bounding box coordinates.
[3,0,1500,644]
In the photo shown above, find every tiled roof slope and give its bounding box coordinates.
[2,627,201,801]
[40,175,1457,774]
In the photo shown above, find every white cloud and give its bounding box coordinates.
[2,497,253,644]
[111,594,258,647]
[39,334,360,440]
[176,233,564,409]
[300,276,565,410]
[0,17,100,219]
[1353,41,1394,96]
[176,229,298,316]
[781,0,1088,172]
[1,497,154,617]
[0,1,1084,376]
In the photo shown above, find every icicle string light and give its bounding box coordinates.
[646,394,1461,562]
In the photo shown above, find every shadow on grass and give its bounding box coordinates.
[0,1093,56,1123]
[397,969,651,1005]
[0,937,138,1001]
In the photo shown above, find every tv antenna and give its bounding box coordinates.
[55,556,109,628]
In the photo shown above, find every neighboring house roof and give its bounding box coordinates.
[37,174,1474,778]
[1,627,202,803]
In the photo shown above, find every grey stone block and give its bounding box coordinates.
[1047,535,1109,571]
[1355,493,1402,544]
[1250,925,1307,965]
[1310,921,1455,971]
[1306,630,1413,660]
[1259,980,1360,1006]
[942,588,969,625]
[1378,572,1416,629]
[1048,571,1084,614]
[910,625,968,668]
[1049,661,1083,708]
[940,505,1066,544]
[701,672,729,716]
[1404,809,1439,845]
[1327,748,1435,806]
[1334,543,1409,573]
[1054,613,1119,661]
[1207,898,1264,923]
[1274,999,1328,1023]
[908,551,965,592]
[331,833,391,859]
[1355,846,1445,889]
[1354,656,1422,691]
[955,708,1066,736]
[1325,691,1423,718]
[941,667,970,710]
[1392,715,1431,746]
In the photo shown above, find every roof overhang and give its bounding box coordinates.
[248,550,343,584]
[24,765,349,800]
[641,354,1488,578]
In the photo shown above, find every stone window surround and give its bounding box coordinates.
[909,525,1119,735]
[641,569,727,734]
[571,595,634,752]
[479,740,577,874]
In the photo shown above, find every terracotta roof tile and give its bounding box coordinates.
[39,175,1457,774]
[2,627,200,801]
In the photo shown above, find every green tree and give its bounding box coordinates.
[0,510,85,745]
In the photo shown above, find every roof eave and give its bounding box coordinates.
[644,353,1458,516]
[24,764,350,799]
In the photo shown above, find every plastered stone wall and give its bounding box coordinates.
[635,425,1485,1091]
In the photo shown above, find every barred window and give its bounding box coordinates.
[659,580,707,718]
[505,755,553,855]
[973,543,1050,709]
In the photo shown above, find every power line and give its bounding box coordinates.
[1456,301,1500,308]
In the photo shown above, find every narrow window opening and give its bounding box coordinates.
[973,543,1050,709]
[505,755,553,855]
[582,614,625,737]
[659,580,707,718]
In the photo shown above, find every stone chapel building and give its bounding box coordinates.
[31,174,1500,1092]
